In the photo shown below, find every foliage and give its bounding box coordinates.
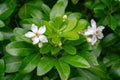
[0,0,120,80]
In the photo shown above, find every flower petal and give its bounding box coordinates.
[25,32,35,38]
[32,37,39,44]
[84,27,94,36]
[97,32,104,39]
[91,35,97,45]
[38,25,46,34]
[97,26,105,31]
[91,19,96,29]
[31,24,38,33]
[39,35,48,43]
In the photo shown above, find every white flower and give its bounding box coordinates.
[84,19,105,45]
[25,24,48,47]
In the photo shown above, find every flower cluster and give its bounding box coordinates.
[84,19,105,45]
[25,24,48,48]
[25,19,104,48]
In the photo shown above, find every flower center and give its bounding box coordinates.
[95,29,99,35]
[35,32,39,37]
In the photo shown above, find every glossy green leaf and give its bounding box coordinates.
[108,15,118,30]
[53,16,63,29]
[70,77,87,80]
[0,20,5,27]
[71,0,79,5]
[51,47,61,55]
[68,12,82,20]
[78,69,101,80]
[110,62,120,78]
[19,53,40,74]
[55,60,70,80]
[60,55,90,68]
[0,0,17,20]
[64,17,77,32]
[0,59,4,80]
[102,33,118,47]
[50,0,68,20]
[88,63,109,79]
[0,32,4,41]
[37,57,55,76]
[80,51,98,66]
[18,0,43,19]
[6,41,36,56]
[73,19,88,32]
[41,3,50,16]
[4,55,22,73]
[63,44,76,55]
[103,54,120,67]
[40,44,52,54]
[62,31,79,40]
[67,35,86,46]
[13,28,31,43]
[101,0,109,7]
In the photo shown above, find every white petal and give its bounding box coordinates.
[84,27,94,36]
[97,33,104,39]
[91,19,97,29]
[91,35,97,45]
[31,24,38,33]
[38,25,46,34]
[32,37,39,44]
[25,32,35,38]
[38,42,43,48]
[39,35,48,43]
[97,26,105,31]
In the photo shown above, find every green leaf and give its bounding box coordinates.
[60,55,90,68]
[0,59,4,80]
[70,77,87,80]
[31,9,46,20]
[13,28,31,43]
[53,16,63,29]
[108,15,118,30]
[68,12,82,20]
[0,0,17,20]
[64,17,77,32]
[62,31,79,40]
[110,62,120,78]
[51,47,61,55]
[40,44,52,54]
[37,57,55,76]
[67,35,86,46]
[55,60,70,80]
[0,32,4,41]
[71,0,79,5]
[63,44,76,55]
[19,53,40,74]
[6,41,36,56]
[18,0,44,19]
[73,19,88,32]
[101,0,109,7]
[80,51,98,66]
[88,63,109,79]
[4,55,22,73]
[0,20,5,27]
[52,37,61,45]
[102,33,118,47]
[41,3,50,16]
[78,69,101,80]
[50,0,68,20]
